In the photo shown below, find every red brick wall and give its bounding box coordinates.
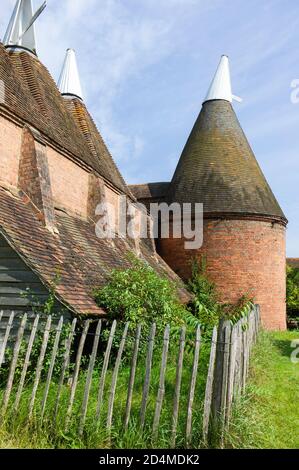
[158,218,286,330]
[0,115,21,187]
[18,126,56,232]
[47,146,89,217]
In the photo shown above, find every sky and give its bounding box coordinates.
[0,0,298,256]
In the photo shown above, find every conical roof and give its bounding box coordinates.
[57,49,83,100]
[167,59,286,220]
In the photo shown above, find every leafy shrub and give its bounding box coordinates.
[187,260,221,333]
[188,259,254,333]
[94,256,188,334]
[94,255,255,351]
[286,266,299,320]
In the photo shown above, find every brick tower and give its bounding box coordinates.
[158,56,288,330]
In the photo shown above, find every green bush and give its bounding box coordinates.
[94,255,254,353]
[286,266,299,320]
[188,259,254,332]
[187,260,221,333]
[94,256,188,334]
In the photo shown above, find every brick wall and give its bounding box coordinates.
[0,115,21,187]
[47,146,89,218]
[18,126,56,233]
[158,218,286,330]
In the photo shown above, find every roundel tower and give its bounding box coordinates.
[157,56,288,330]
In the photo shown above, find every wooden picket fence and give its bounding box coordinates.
[0,306,260,447]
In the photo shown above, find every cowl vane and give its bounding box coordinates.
[204,55,242,104]
[3,0,46,55]
[57,49,83,101]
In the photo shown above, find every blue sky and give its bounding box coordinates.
[0,0,298,256]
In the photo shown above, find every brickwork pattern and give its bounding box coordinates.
[18,126,56,232]
[158,218,286,330]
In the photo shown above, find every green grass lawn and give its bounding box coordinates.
[0,337,211,449]
[224,330,299,449]
[1,329,298,449]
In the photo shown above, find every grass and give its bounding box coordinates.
[224,329,299,449]
[1,328,298,449]
[0,333,211,449]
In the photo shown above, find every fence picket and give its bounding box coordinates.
[153,325,170,439]
[14,315,40,413]
[140,323,156,430]
[79,320,102,435]
[107,323,129,431]
[242,320,248,391]
[54,318,77,420]
[186,325,201,447]
[124,324,142,430]
[0,306,260,445]
[41,316,64,421]
[2,314,27,414]
[171,326,186,448]
[28,315,52,419]
[65,320,90,429]
[233,322,242,397]
[202,326,217,444]
[0,311,3,324]
[96,320,117,422]
[225,324,237,427]
[0,311,15,368]
[221,322,232,423]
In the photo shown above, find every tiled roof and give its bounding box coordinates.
[0,44,129,196]
[129,182,170,201]
[167,100,287,221]
[0,187,190,315]
[287,258,299,269]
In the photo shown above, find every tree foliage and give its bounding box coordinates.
[286,266,299,319]
[94,256,188,335]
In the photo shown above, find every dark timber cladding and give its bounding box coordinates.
[0,234,68,337]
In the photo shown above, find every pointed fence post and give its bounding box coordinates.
[171,326,186,448]
[2,314,27,415]
[28,315,52,420]
[186,325,201,448]
[107,323,129,431]
[40,316,64,421]
[140,323,156,430]
[0,311,15,368]
[124,324,142,430]
[79,320,102,436]
[96,320,117,422]
[202,326,217,444]
[210,318,231,439]
[54,317,77,420]
[153,324,170,440]
[225,323,237,428]
[65,319,90,430]
[14,315,40,413]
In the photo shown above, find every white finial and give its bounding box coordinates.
[3,0,46,55]
[204,55,242,104]
[57,49,83,101]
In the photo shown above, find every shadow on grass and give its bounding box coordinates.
[272,339,294,358]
